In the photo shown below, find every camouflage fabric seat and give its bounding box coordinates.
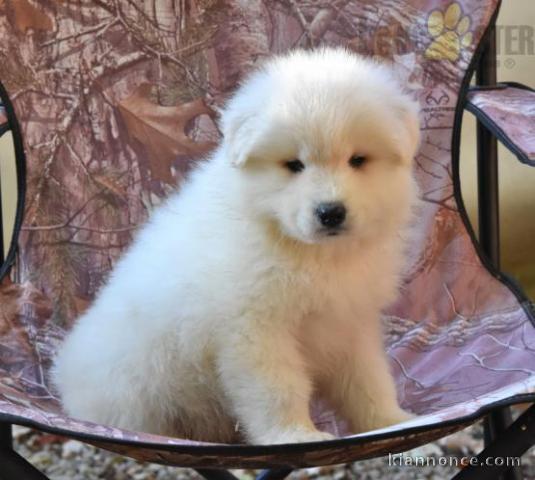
[0,0,534,478]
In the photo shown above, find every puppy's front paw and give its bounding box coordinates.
[372,408,415,429]
[383,408,415,425]
[254,426,335,445]
[352,407,415,433]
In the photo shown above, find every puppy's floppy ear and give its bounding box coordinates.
[220,104,260,168]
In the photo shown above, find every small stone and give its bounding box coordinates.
[408,442,444,458]
[29,450,52,467]
[61,439,85,458]
[333,470,346,480]
[439,430,483,454]
[12,425,32,440]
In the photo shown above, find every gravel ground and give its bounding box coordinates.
[11,420,535,479]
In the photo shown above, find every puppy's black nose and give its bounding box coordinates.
[315,202,346,228]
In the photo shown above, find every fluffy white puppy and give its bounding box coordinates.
[53,47,420,445]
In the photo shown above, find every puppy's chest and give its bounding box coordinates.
[310,258,377,296]
[265,274,354,329]
[256,246,397,320]
[302,253,397,318]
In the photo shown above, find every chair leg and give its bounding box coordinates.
[196,468,294,480]
[0,423,51,480]
[196,469,241,480]
[452,404,535,480]
[0,422,12,448]
[484,409,522,480]
[256,468,293,480]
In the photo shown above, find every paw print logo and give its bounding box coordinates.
[425,2,473,61]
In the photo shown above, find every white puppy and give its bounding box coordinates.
[53,48,420,445]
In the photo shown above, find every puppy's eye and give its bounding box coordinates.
[284,159,305,173]
[349,155,366,169]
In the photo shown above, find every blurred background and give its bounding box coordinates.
[0,0,534,298]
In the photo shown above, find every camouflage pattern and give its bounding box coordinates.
[0,0,534,468]
[467,84,535,165]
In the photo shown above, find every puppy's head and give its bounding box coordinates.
[221,48,420,245]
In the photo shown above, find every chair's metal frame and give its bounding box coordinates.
[475,22,528,480]
[0,12,534,480]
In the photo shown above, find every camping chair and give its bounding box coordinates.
[0,1,534,479]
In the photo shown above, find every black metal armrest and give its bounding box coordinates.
[0,103,8,136]
[465,83,535,166]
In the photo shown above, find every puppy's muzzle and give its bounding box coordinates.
[315,202,346,232]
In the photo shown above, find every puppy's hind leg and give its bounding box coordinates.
[216,318,334,445]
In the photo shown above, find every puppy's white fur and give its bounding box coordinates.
[53,48,420,444]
